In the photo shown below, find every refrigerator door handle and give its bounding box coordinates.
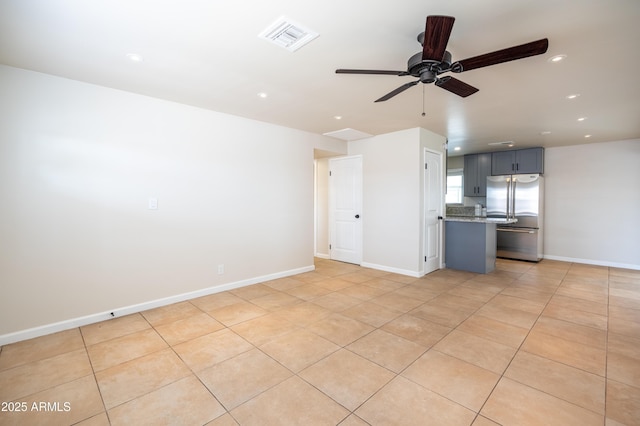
[505,179,511,219]
[510,179,517,219]
[498,228,536,234]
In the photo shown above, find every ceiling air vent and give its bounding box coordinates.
[259,16,319,52]
[323,128,373,141]
[488,141,515,147]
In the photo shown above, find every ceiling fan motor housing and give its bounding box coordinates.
[408,50,453,82]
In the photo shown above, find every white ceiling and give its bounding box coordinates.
[1,0,639,155]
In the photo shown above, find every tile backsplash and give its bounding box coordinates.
[446,205,476,217]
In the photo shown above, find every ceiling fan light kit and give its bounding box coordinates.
[336,15,548,102]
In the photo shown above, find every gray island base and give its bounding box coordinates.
[444,217,517,274]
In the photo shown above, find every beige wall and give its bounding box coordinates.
[0,65,347,342]
[314,158,330,258]
[348,128,446,276]
[544,139,640,268]
[447,155,464,171]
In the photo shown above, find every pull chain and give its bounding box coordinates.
[421,84,426,117]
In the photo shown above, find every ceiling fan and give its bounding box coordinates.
[336,15,548,102]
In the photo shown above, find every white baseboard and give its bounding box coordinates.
[0,265,315,346]
[543,255,640,271]
[360,262,422,278]
[314,253,330,259]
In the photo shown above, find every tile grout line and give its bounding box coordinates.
[89,309,209,423]
[152,304,256,422]
[478,263,616,422]
[78,325,112,425]
[470,262,570,422]
[346,267,526,422]
[239,268,429,423]
[360,265,527,419]
[342,266,526,420]
[173,274,386,423]
[219,268,380,423]
[288,274,415,424]
[436,267,535,423]
[603,266,611,425]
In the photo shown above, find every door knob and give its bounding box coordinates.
[355,214,360,219]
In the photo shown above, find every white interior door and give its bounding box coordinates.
[329,155,362,264]
[424,149,443,274]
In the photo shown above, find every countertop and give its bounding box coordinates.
[445,216,518,224]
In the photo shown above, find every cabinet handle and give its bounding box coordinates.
[516,163,519,171]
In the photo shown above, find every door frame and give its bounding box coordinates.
[423,147,445,275]
[328,154,363,265]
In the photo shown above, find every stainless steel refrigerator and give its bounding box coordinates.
[486,174,544,261]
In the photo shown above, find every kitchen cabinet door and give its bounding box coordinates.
[464,153,491,196]
[491,151,516,175]
[463,154,478,196]
[491,148,544,175]
[515,148,544,174]
[476,153,491,195]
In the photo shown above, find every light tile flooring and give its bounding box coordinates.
[1,258,639,425]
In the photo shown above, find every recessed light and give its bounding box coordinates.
[257,92,268,98]
[126,53,143,62]
[548,54,567,63]
[585,134,592,138]
[577,117,587,122]
[540,131,552,135]
[566,93,580,100]
[334,115,342,120]
[453,147,461,151]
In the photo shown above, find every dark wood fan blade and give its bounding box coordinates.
[452,38,549,72]
[375,80,420,102]
[422,15,455,61]
[435,76,479,97]
[336,69,408,75]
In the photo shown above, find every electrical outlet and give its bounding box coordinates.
[217,264,224,275]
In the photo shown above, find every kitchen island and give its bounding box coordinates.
[445,217,517,273]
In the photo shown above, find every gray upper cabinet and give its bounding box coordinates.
[464,153,492,196]
[491,147,544,175]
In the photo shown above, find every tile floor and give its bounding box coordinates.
[1,258,639,425]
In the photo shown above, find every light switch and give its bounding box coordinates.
[148,198,158,210]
